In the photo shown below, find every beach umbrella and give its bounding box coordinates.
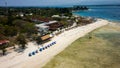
[53,41,56,44]
[39,48,42,52]
[47,45,50,47]
[43,47,45,50]
[49,44,51,46]
[47,45,49,47]
[35,50,38,53]
[28,53,32,57]
[52,42,54,45]
[32,52,35,55]
[50,43,52,46]
[45,46,47,49]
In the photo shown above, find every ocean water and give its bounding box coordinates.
[73,6,120,22]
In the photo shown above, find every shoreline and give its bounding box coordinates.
[43,19,120,68]
[72,13,120,23]
[0,19,109,68]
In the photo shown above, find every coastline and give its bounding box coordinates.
[72,5,120,23]
[43,19,120,68]
[0,19,109,68]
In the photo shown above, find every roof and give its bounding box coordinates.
[31,17,52,22]
[52,15,60,18]
[35,23,49,29]
[35,21,58,29]
[46,21,58,25]
[41,34,50,41]
[0,40,9,45]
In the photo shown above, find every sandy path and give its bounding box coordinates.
[0,19,109,68]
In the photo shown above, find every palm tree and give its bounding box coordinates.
[16,34,27,49]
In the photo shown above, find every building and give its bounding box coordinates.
[0,40,9,45]
[35,20,63,35]
[52,15,60,18]
[31,17,52,23]
[35,23,49,35]
[46,21,63,31]
[41,34,51,41]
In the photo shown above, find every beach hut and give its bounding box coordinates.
[41,34,51,41]
[38,34,52,44]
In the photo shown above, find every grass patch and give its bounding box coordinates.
[43,23,120,68]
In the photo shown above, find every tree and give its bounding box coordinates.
[4,26,18,37]
[0,43,8,55]
[35,36,42,45]
[16,34,27,49]
[0,17,8,25]
[24,23,37,36]
[0,24,5,35]
[13,20,37,35]
[60,21,69,28]
[7,9,15,26]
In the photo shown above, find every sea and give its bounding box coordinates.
[73,5,120,22]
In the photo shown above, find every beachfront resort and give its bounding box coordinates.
[0,0,120,68]
[0,7,95,67]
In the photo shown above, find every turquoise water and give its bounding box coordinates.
[73,6,120,22]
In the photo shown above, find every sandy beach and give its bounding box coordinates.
[0,19,109,68]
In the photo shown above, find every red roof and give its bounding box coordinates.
[0,40,9,45]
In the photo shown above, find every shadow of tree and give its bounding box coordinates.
[14,47,27,53]
[0,51,11,57]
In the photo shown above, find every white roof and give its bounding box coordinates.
[52,15,60,17]
[46,21,58,25]
[35,23,49,28]
[35,20,57,28]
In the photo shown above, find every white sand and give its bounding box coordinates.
[0,19,109,68]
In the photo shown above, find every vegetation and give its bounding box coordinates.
[60,21,69,27]
[35,36,42,45]
[0,7,72,17]
[12,20,37,35]
[43,23,120,68]
[77,17,93,25]
[73,6,89,11]
[0,43,8,55]
[0,7,93,55]
[16,34,27,49]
